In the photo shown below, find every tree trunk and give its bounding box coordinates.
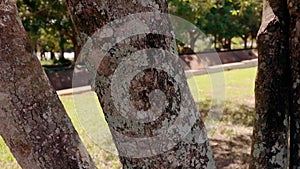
[59,32,65,62]
[64,32,80,63]
[250,0,290,168]
[251,31,258,49]
[0,1,96,168]
[289,0,300,167]
[241,35,249,49]
[189,31,200,51]
[227,38,231,50]
[214,34,217,49]
[70,24,80,62]
[66,0,215,168]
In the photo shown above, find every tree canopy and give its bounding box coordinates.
[17,0,77,62]
[18,0,262,59]
[168,0,262,52]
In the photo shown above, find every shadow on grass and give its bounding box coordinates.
[197,99,254,168]
[211,134,251,169]
[197,99,254,127]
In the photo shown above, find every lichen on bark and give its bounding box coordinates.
[66,0,216,168]
[0,1,96,168]
[288,0,300,168]
[250,0,290,168]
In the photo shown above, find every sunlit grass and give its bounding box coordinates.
[40,59,55,66]
[0,138,20,169]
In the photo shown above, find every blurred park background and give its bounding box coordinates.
[1,0,262,168]
[17,0,261,65]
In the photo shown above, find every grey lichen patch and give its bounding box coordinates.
[293,79,300,89]
[270,142,287,167]
[0,3,14,12]
[203,146,216,169]
[92,2,104,12]
[252,143,264,159]
[79,32,89,45]
[2,15,11,22]
[24,125,32,133]
[140,0,154,7]
[55,128,60,134]
[41,111,53,123]
[170,36,178,55]
[74,2,84,15]
[283,117,288,127]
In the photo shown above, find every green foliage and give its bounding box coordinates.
[237,0,262,38]
[17,0,75,62]
[204,0,240,38]
[168,0,212,52]
[168,0,262,51]
[17,0,261,57]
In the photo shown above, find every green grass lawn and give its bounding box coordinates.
[0,67,257,168]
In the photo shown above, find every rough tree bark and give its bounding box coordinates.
[289,0,300,167]
[0,1,96,168]
[250,0,290,168]
[66,0,215,168]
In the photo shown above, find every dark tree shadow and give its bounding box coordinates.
[210,134,252,168]
[196,99,254,168]
[197,99,254,127]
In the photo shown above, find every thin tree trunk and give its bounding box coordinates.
[0,1,96,168]
[70,19,80,62]
[289,0,300,167]
[241,35,249,49]
[250,0,290,168]
[214,34,217,49]
[227,38,231,50]
[66,0,216,168]
[72,35,80,63]
[59,32,65,62]
[189,31,200,51]
[59,44,65,61]
[251,31,257,49]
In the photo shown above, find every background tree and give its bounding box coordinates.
[17,0,262,58]
[250,0,290,168]
[203,0,239,50]
[168,0,211,52]
[203,0,262,50]
[17,0,79,62]
[237,0,261,49]
[0,1,96,168]
[66,0,216,168]
[168,0,262,51]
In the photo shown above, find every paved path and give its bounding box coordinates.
[57,58,258,96]
[57,85,92,96]
[186,58,257,76]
